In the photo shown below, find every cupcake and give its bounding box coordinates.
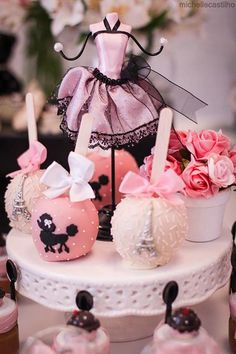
[151,308,223,354]
[142,281,223,354]
[53,290,109,354]
[0,288,19,354]
[22,291,110,354]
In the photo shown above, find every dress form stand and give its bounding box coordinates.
[97,147,116,241]
[91,13,130,242]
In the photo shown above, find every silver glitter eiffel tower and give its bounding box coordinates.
[134,202,157,258]
[12,175,31,221]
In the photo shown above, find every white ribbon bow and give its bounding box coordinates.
[40,152,95,202]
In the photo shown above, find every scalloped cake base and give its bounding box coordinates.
[6,228,232,318]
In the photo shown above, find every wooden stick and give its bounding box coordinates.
[151,108,173,183]
[26,92,38,144]
[75,113,94,156]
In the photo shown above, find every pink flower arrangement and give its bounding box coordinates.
[140,129,236,198]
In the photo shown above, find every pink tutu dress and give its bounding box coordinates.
[55,17,207,149]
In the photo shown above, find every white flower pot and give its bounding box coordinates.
[183,189,231,242]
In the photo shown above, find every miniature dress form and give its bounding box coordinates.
[54,12,207,150]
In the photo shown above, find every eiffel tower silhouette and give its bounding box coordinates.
[12,175,31,221]
[134,202,157,258]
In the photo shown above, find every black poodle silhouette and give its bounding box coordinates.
[90,175,109,201]
[37,213,78,254]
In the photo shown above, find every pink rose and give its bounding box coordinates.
[229,145,236,174]
[182,159,219,198]
[139,154,181,179]
[185,129,231,159]
[208,154,235,188]
[165,155,182,175]
[168,130,187,156]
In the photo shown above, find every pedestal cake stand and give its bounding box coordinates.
[7,228,232,343]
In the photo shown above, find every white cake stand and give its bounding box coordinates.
[6,228,233,343]
[7,228,232,316]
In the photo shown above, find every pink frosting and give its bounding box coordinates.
[152,324,223,354]
[0,296,18,334]
[25,327,110,354]
[229,293,236,318]
[53,327,110,354]
[29,341,55,354]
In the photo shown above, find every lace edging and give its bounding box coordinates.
[60,115,159,150]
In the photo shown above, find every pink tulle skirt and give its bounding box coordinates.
[55,66,164,149]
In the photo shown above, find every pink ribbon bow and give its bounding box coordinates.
[8,141,47,178]
[119,169,185,205]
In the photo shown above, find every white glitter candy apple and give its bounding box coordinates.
[5,93,47,234]
[5,167,47,234]
[112,184,188,269]
[112,108,188,269]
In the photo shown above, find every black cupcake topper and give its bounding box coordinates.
[163,281,179,324]
[167,307,201,333]
[6,259,18,301]
[67,290,100,332]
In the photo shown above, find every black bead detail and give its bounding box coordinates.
[93,68,128,86]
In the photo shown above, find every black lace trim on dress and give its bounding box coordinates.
[60,113,160,150]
